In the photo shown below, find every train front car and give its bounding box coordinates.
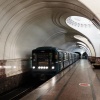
[31,47,60,79]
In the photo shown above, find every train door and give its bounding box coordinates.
[68,53,71,65]
[58,51,64,70]
[66,53,69,67]
[63,53,66,68]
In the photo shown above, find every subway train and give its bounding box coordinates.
[31,46,79,79]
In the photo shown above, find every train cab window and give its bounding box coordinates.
[55,53,58,60]
[49,53,53,62]
[32,53,37,61]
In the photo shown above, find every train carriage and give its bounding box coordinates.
[31,46,79,79]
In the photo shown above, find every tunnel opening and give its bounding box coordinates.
[82,52,88,59]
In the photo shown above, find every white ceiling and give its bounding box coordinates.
[0,0,99,59]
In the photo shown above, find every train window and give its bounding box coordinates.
[74,54,76,58]
[64,53,66,60]
[55,54,58,60]
[49,53,53,62]
[49,53,52,58]
[71,54,73,59]
[58,52,63,61]
[32,53,37,61]
[58,52,61,60]
[37,53,49,62]
[71,54,73,58]
[69,53,71,59]
[66,53,68,59]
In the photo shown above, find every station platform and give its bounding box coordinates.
[21,60,100,100]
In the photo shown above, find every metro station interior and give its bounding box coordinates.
[0,0,100,100]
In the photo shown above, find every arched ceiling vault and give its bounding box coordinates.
[0,0,99,59]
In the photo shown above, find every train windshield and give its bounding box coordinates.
[33,50,55,65]
[37,52,52,62]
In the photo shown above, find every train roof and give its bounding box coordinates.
[32,46,79,55]
[32,46,58,51]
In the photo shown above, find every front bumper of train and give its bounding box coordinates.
[31,69,57,76]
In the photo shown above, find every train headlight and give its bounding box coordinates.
[38,66,40,69]
[46,66,48,69]
[37,66,49,70]
[43,67,46,69]
[52,66,55,69]
[32,66,35,69]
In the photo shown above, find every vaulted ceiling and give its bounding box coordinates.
[0,0,99,59]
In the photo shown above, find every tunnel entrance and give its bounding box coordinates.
[82,52,88,59]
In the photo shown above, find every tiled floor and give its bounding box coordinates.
[21,60,100,100]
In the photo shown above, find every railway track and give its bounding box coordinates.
[0,79,47,100]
